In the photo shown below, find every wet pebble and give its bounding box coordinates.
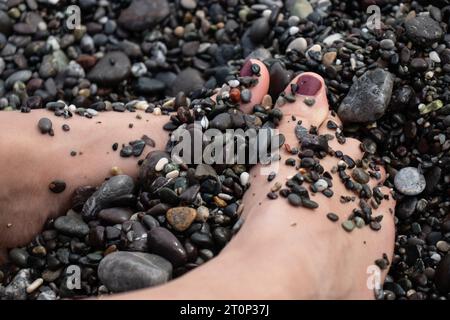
[394,167,426,196]
[98,251,172,293]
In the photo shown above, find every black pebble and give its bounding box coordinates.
[112,143,118,151]
[38,117,52,134]
[62,124,70,132]
[327,213,339,222]
[49,180,66,194]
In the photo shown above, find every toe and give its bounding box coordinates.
[210,59,270,114]
[280,72,329,128]
[239,59,270,114]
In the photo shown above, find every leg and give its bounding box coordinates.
[0,110,168,258]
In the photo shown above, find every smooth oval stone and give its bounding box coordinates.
[38,117,52,134]
[352,168,370,184]
[54,216,89,238]
[179,184,200,204]
[147,227,187,267]
[147,203,170,216]
[87,52,131,86]
[394,167,426,196]
[98,208,133,225]
[9,248,29,268]
[166,207,197,232]
[118,0,170,32]
[288,193,302,207]
[82,175,135,220]
[98,251,172,293]
[5,70,32,88]
[210,113,232,131]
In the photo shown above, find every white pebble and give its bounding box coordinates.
[429,51,441,63]
[153,107,162,115]
[218,193,233,201]
[228,79,240,88]
[196,206,210,222]
[155,158,169,172]
[68,104,76,112]
[240,172,250,186]
[26,278,44,294]
[166,170,180,179]
[200,116,209,129]
[287,37,308,53]
[86,108,98,116]
[135,100,149,111]
[314,179,328,192]
[323,33,343,46]
[289,26,300,36]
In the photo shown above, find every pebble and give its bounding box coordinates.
[98,252,172,293]
[166,207,197,232]
[327,213,339,222]
[82,175,135,219]
[342,220,355,232]
[38,117,52,134]
[240,172,250,186]
[155,157,169,172]
[287,37,308,53]
[352,168,370,184]
[288,193,302,207]
[87,52,131,86]
[98,208,133,225]
[3,269,31,300]
[147,227,187,267]
[54,215,89,238]
[313,179,328,192]
[288,0,313,19]
[118,0,170,32]
[394,167,426,196]
[48,180,66,194]
[405,15,443,46]
[338,69,394,123]
[26,278,43,294]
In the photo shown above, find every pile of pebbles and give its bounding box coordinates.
[0,0,450,300]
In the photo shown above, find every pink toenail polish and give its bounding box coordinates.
[296,75,322,96]
[240,59,253,77]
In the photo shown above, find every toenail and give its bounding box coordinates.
[296,75,322,96]
[240,59,260,77]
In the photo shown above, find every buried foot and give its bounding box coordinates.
[113,71,396,300]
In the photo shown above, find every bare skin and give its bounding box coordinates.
[0,60,395,299]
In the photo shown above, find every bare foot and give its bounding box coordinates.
[0,109,168,259]
[112,71,396,300]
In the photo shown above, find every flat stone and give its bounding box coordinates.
[88,52,131,86]
[166,207,197,232]
[210,113,233,131]
[118,0,170,32]
[98,208,133,225]
[338,69,394,123]
[405,15,443,46]
[168,68,204,96]
[98,252,172,293]
[135,77,165,94]
[394,167,426,196]
[54,216,89,238]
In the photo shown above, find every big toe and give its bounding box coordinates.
[276,72,330,146]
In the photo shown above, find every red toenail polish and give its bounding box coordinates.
[240,59,253,77]
[296,75,322,96]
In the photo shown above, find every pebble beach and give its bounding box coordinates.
[0,0,449,300]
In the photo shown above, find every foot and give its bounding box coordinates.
[0,108,168,260]
[112,69,396,300]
